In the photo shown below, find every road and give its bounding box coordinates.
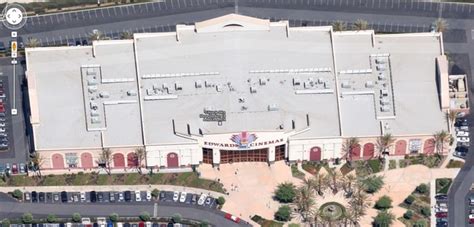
[0,193,248,227]
[0,0,472,225]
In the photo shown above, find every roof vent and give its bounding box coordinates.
[127,90,137,96]
[268,104,278,111]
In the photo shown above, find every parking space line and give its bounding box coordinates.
[50,15,54,24]
[94,9,98,18]
[100,9,104,17]
[151,2,156,10]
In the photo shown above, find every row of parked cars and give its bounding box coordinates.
[5,220,184,227]
[0,79,9,150]
[435,194,448,226]
[24,190,152,203]
[454,117,470,159]
[0,162,27,175]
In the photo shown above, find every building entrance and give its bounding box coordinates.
[220,148,268,163]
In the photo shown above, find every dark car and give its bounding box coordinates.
[82,40,88,45]
[124,191,132,202]
[0,42,6,53]
[435,212,448,218]
[456,118,469,127]
[435,194,448,200]
[90,191,97,203]
[123,223,131,227]
[38,192,45,202]
[97,192,104,202]
[31,191,38,202]
[46,192,52,202]
[61,191,68,203]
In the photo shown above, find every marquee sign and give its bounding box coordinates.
[201,131,286,150]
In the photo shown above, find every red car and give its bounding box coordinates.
[12,163,18,174]
[0,105,4,113]
[138,222,144,227]
[436,212,448,218]
[224,213,240,223]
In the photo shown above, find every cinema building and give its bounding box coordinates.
[25,14,466,171]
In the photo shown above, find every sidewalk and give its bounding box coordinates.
[0,184,226,198]
[430,179,436,227]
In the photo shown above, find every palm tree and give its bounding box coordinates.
[89,29,107,41]
[120,31,134,39]
[301,177,317,193]
[30,152,44,177]
[295,186,316,222]
[316,172,329,196]
[134,148,146,174]
[309,208,322,226]
[353,19,369,31]
[433,18,448,33]
[349,185,370,225]
[376,133,395,156]
[433,130,450,154]
[447,110,458,132]
[332,20,347,32]
[326,168,342,194]
[341,174,357,195]
[343,137,360,164]
[25,38,40,48]
[98,148,112,175]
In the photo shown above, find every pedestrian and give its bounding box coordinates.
[235,171,237,175]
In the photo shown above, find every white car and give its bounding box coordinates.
[457,137,470,143]
[145,222,152,227]
[179,192,187,203]
[135,191,141,202]
[146,191,152,201]
[173,191,179,202]
[457,131,469,137]
[198,193,207,205]
[80,191,86,202]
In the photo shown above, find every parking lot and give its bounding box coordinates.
[453,116,470,160]
[22,190,218,209]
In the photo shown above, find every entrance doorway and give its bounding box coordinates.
[202,148,213,164]
[167,153,179,168]
[275,145,286,161]
[309,146,322,161]
[220,148,268,164]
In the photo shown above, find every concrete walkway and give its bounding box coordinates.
[430,179,437,227]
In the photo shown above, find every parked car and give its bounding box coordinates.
[191,194,197,204]
[173,191,179,202]
[224,213,241,223]
[435,194,448,200]
[118,192,124,202]
[53,193,59,202]
[11,163,18,174]
[457,137,470,143]
[135,190,141,202]
[124,191,131,202]
[80,191,86,202]
[73,193,79,202]
[109,192,115,202]
[435,204,448,212]
[454,150,467,158]
[97,192,104,202]
[90,191,97,203]
[146,191,151,201]
[24,192,30,201]
[61,191,68,203]
[38,192,45,202]
[457,131,469,137]
[19,163,26,174]
[179,192,187,203]
[205,197,212,205]
[469,194,474,206]
[31,191,38,202]
[435,212,448,218]
[198,194,207,205]
[470,214,474,224]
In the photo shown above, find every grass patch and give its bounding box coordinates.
[367,159,382,173]
[290,164,305,180]
[401,154,443,168]
[301,161,329,175]
[446,159,464,168]
[4,172,225,193]
[388,160,397,170]
[436,178,452,194]
[251,215,283,227]
[399,159,408,168]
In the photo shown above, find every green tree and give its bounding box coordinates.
[403,210,413,219]
[413,219,428,227]
[109,213,119,222]
[134,148,146,174]
[30,152,44,177]
[433,18,448,33]
[97,148,112,175]
[21,213,33,224]
[46,214,57,223]
[376,134,395,155]
[372,210,395,227]
[72,213,82,222]
[416,183,429,194]
[420,207,430,217]
[353,19,369,31]
[332,20,347,32]
[1,218,10,227]
[139,211,151,221]
[199,220,209,227]
[295,186,315,221]
[374,196,392,210]
[274,205,292,221]
[172,213,182,223]
[120,31,134,39]
[404,195,415,205]
[25,38,40,48]
[433,131,450,154]
[151,189,160,198]
[12,189,23,200]
[217,196,226,205]
[274,182,297,203]
[342,137,360,163]
[361,175,384,194]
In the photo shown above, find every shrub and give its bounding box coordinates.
[375,195,392,210]
[199,220,209,227]
[1,219,10,227]
[139,212,150,221]
[274,182,296,203]
[416,183,428,194]
[361,175,384,194]
[21,213,33,224]
[109,213,119,222]
[420,207,431,217]
[413,219,428,227]
[12,189,23,200]
[172,213,182,223]
[72,213,81,222]
[438,178,450,187]
[274,205,292,221]
[46,214,57,223]
[151,189,159,198]
[217,196,226,205]
[404,195,415,205]
[288,224,300,227]
[373,210,395,227]
[403,210,413,219]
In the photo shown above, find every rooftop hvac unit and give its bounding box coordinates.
[89,101,98,110]
[90,110,99,116]
[195,80,203,88]
[87,78,98,85]
[205,81,213,88]
[365,81,374,88]
[238,97,245,103]
[162,83,169,90]
[376,65,386,71]
[86,68,96,75]
[241,106,248,111]
[304,81,312,89]
[153,84,160,90]
[324,82,330,89]
[341,81,351,89]
[250,86,257,94]
[375,58,387,64]
[216,85,222,92]
[380,89,389,97]
[127,90,137,96]
[380,97,390,105]
[91,116,101,124]
[175,82,183,91]
[378,74,386,80]
[381,105,391,112]
[88,85,98,93]
[293,78,301,86]
[99,92,110,98]
[259,78,267,85]
[146,88,155,96]
[268,104,278,111]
